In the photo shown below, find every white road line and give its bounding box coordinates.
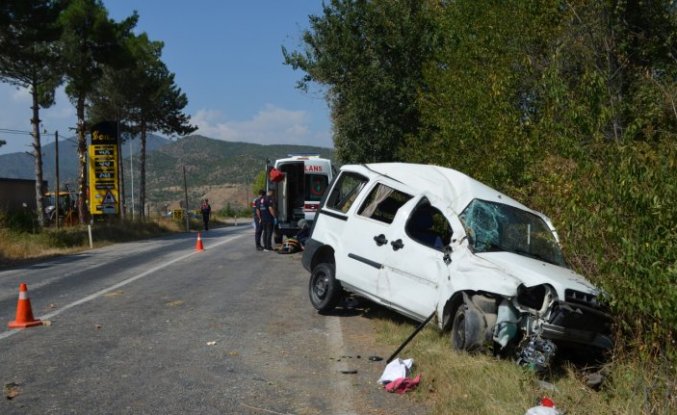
[326,316,357,415]
[0,232,246,341]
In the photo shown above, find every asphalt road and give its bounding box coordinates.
[0,226,428,415]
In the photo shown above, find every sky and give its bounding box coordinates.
[0,1,331,155]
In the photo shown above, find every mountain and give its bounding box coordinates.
[0,134,170,190]
[1,133,334,212]
[129,135,334,210]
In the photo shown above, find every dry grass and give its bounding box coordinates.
[0,217,183,268]
[373,316,676,415]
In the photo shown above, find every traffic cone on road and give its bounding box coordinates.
[195,232,205,252]
[8,283,42,329]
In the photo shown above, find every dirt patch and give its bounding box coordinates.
[161,183,252,211]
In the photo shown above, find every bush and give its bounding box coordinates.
[520,139,676,360]
[0,210,38,233]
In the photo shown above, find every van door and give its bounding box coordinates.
[275,161,304,225]
[336,179,413,302]
[380,194,455,321]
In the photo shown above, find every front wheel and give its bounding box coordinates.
[450,304,484,352]
[308,263,341,312]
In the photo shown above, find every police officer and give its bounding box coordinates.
[253,190,264,251]
[201,199,211,231]
[258,189,276,251]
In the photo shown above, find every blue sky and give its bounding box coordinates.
[0,1,331,155]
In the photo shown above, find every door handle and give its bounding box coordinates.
[391,239,404,251]
[373,234,388,246]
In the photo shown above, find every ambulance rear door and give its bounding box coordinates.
[303,160,331,222]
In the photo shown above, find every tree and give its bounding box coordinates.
[412,0,677,360]
[0,0,65,227]
[89,32,195,219]
[92,33,195,218]
[411,0,565,186]
[252,170,266,195]
[283,0,439,163]
[59,0,136,223]
[127,37,196,218]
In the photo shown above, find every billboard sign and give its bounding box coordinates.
[88,122,119,215]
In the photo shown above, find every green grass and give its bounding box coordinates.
[372,311,676,415]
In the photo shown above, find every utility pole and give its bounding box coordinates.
[130,138,135,220]
[55,130,60,229]
[117,121,125,220]
[265,159,270,192]
[183,165,189,232]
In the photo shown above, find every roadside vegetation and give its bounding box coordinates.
[0,210,182,268]
[376,316,674,415]
[286,0,675,413]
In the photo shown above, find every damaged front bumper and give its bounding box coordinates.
[513,300,612,370]
[540,300,613,349]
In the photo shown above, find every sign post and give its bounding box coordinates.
[88,122,119,218]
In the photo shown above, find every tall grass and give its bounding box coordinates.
[374,315,676,415]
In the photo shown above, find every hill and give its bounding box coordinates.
[130,135,334,213]
[0,133,334,213]
[0,134,170,190]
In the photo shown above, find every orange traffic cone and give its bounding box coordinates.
[8,283,42,329]
[195,232,205,252]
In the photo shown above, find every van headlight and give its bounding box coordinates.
[516,284,555,313]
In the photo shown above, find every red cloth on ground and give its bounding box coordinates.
[384,374,421,394]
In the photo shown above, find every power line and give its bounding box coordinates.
[0,128,57,137]
[0,128,32,136]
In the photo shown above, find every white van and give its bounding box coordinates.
[269,155,333,236]
[303,163,612,369]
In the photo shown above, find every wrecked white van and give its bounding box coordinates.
[302,163,612,367]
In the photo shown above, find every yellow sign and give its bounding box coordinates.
[88,122,119,215]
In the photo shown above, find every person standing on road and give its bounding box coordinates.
[201,198,211,231]
[267,188,281,246]
[258,190,276,251]
[253,190,264,251]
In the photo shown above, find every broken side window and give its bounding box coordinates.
[326,172,368,213]
[358,183,412,224]
[405,199,452,251]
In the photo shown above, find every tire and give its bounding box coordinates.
[450,304,484,352]
[308,263,341,312]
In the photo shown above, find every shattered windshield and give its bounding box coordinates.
[459,199,566,267]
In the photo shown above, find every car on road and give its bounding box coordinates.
[302,163,612,368]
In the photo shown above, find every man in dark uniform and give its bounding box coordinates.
[201,199,211,231]
[258,189,276,251]
[253,190,264,251]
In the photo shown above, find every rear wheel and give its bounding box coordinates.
[308,263,341,312]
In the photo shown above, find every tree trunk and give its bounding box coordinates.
[76,94,88,224]
[31,81,46,228]
[140,121,146,218]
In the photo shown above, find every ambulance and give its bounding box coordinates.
[268,154,334,237]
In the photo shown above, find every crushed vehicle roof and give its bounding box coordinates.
[359,163,543,217]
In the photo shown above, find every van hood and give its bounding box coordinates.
[474,252,598,297]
